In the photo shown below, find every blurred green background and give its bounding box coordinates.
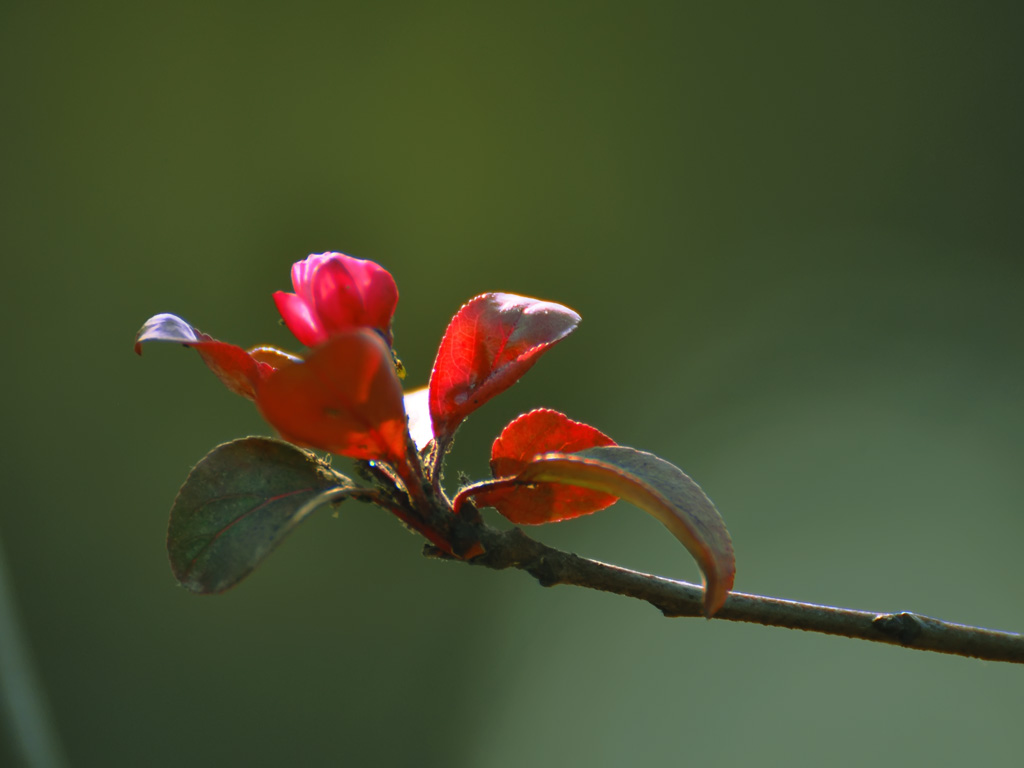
[2,1,1023,765]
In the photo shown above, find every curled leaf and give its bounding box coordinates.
[134,313,284,401]
[472,409,617,523]
[134,312,206,352]
[428,293,580,444]
[457,445,735,617]
[167,437,347,593]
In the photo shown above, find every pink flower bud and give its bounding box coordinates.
[273,252,398,348]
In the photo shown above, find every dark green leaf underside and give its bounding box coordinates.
[168,437,346,593]
[519,445,736,616]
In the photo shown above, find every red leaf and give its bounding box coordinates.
[134,313,281,401]
[192,342,275,401]
[471,409,617,524]
[428,293,580,443]
[256,330,410,465]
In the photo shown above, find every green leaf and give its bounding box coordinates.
[168,437,349,593]
[514,445,736,617]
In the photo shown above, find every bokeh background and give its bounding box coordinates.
[3,2,1023,766]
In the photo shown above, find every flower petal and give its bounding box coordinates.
[348,258,399,334]
[273,290,327,347]
[311,257,364,335]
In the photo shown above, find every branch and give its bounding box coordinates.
[425,524,1024,664]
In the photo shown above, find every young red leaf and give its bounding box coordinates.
[256,329,410,465]
[134,313,283,400]
[471,409,617,523]
[168,437,348,593]
[428,293,580,444]
[457,445,735,617]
